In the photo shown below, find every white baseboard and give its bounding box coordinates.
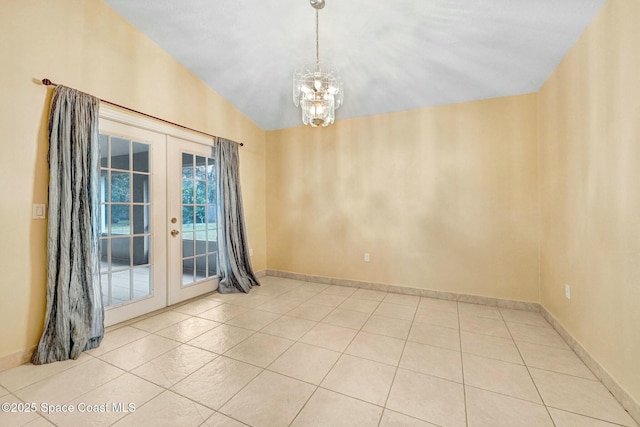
[540,306,640,424]
[266,269,539,311]
[0,346,35,372]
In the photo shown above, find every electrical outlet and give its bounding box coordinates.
[364,253,370,262]
[565,284,571,300]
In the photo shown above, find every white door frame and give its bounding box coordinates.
[99,105,218,325]
[98,118,167,326]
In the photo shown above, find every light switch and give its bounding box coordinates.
[33,204,46,219]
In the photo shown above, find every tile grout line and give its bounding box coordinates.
[462,383,551,406]
[289,290,384,426]
[100,332,228,426]
[98,373,165,427]
[0,354,96,395]
[12,367,132,427]
[141,292,454,425]
[211,292,470,425]
[138,298,285,423]
[203,286,364,425]
[207,313,288,415]
[542,405,637,427]
[289,288,382,425]
[377,298,421,427]
[457,301,469,427]
[5,390,57,426]
[287,386,319,426]
[499,308,557,427]
[144,320,262,417]
[452,336,602,383]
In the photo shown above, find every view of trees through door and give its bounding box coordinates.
[99,134,153,307]
[98,113,220,325]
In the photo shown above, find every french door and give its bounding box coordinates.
[99,112,218,326]
[167,136,219,305]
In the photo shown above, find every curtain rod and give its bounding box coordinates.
[40,79,243,147]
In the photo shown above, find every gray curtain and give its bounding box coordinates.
[32,86,103,364]
[216,138,260,293]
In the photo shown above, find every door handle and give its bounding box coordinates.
[171,230,180,237]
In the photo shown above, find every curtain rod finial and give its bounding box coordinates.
[42,78,53,86]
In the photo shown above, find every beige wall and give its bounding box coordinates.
[538,0,640,406]
[0,0,266,362]
[267,94,540,302]
[3,0,637,409]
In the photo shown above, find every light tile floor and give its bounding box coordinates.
[1,276,638,427]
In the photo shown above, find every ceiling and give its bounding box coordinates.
[103,0,606,131]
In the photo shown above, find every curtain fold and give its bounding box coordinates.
[216,138,260,293]
[32,86,103,364]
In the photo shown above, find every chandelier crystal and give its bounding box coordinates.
[293,0,343,127]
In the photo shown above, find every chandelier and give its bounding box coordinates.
[293,0,344,127]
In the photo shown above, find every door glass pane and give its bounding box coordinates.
[133,236,150,266]
[195,256,207,281]
[99,133,153,308]
[195,206,206,227]
[111,172,130,203]
[182,206,194,231]
[181,152,217,286]
[100,171,109,204]
[133,174,149,203]
[207,157,215,182]
[182,258,194,285]
[206,205,216,228]
[111,270,132,304]
[111,237,131,269]
[132,205,149,234]
[195,156,207,180]
[111,137,130,170]
[101,274,109,306]
[133,142,149,173]
[182,232,194,257]
[207,253,217,278]
[133,267,151,298]
[100,203,110,235]
[182,153,194,178]
[195,181,206,204]
[195,237,206,256]
[207,183,215,205]
[182,180,194,204]
[111,205,130,235]
[100,135,109,168]
[100,239,109,272]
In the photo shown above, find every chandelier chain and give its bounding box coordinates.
[315,10,319,69]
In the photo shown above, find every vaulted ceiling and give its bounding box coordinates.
[103,0,606,130]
